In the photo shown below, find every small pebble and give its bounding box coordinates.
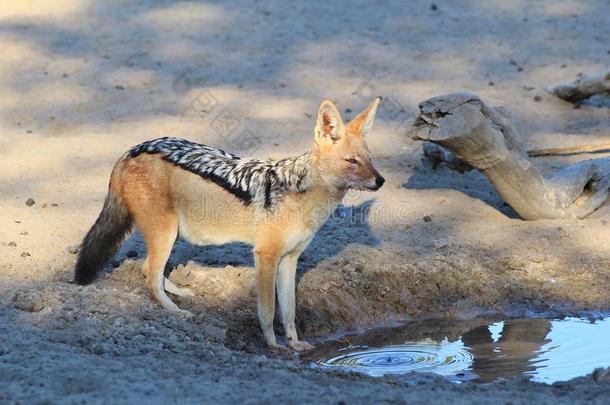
[30,299,44,312]
[202,325,227,342]
[534,95,542,102]
[67,244,80,254]
[345,108,352,114]
[126,250,138,258]
[433,239,448,249]
[20,231,28,235]
[488,81,494,86]
[8,242,17,247]
[423,215,432,223]
[115,85,125,90]
[51,203,58,207]
[430,3,438,11]
[25,198,35,207]
[21,252,31,257]
[26,130,32,134]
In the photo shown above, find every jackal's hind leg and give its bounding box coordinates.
[140,259,194,297]
[139,216,192,317]
[164,278,194,297]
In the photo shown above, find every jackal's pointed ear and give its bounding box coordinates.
[347,97,382,136]
[314,100,345,144]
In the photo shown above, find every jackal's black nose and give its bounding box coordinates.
[375,176,385,188]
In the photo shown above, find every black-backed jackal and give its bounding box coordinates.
[74,98,385,352]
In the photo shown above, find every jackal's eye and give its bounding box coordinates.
[345,158,358,164]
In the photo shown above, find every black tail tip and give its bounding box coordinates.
[74,265,97,285]
[74,274,96,285]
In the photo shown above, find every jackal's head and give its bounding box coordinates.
[312,97,385,192]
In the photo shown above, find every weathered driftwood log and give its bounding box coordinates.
[548,70,610,102]
[408,93,610,220]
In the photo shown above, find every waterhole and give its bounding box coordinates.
[307,316,610,383]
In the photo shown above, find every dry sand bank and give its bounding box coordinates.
[1,0,609,403]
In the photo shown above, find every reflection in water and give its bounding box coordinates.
[462,319,551,382]
[309,317,610,384]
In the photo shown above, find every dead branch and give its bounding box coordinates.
[527,142,610,157]
[408,93,610,220]
[547,70,610,102]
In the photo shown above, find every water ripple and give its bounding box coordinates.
[315,341,474,377]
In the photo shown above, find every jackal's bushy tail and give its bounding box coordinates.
[74,191,133,285]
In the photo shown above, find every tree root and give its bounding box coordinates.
[408,93,610,220]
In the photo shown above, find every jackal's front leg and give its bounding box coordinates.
[276,250,314,351]
[254,248,284,351]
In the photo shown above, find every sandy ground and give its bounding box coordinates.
[1,0,610,403]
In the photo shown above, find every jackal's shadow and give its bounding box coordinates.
[298,200,380,274]
[114,200,380,275]
[403,162,520,218]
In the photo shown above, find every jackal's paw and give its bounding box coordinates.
[288,340,315,352]
[267,344,294,357]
